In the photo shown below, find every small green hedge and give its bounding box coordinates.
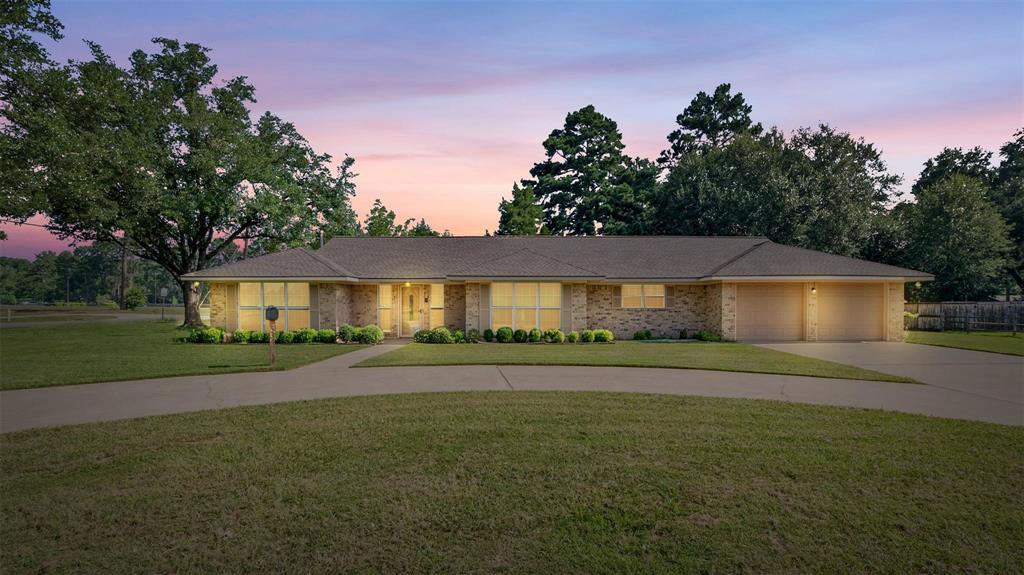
[633,329,653,341]
[483,328,494,342]
[183,327,224,344]
[694,330,722,342]
[496,326,513,343]
[567,331,580,343]
[352,325,385,344]
[182,324,385,345]
[413,326,482,344]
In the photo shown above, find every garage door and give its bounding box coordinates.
[736,284,804,341]
[817,283,883,341]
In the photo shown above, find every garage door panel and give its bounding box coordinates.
[818,284,883,341]
[737,284,803,341]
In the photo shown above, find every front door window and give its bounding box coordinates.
[400,286,424,336]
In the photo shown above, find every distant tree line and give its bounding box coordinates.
[495,84,1022,302]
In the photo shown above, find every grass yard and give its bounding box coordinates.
[0,320,363,390]
[906,330,1024,356]
[357,341,915,383]
[2,392,1021,573]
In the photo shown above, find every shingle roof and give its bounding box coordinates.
[184,236,932,281]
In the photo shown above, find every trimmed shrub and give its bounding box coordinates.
[580,329,594,343]
[293,328,317,343]
[276,330,295,344]
[96,294,118,309]
[679,329,688,340]
[513,329,528,343]
[233,329,252,344]
[429,327,454,344]
[353,325,385,344]
[496,326,514,343]
[567,330,580,343]
[413,329,432,343]
[185,327,223,344]
[466,329,481,343]
[528,328,542,343]
[593,329,614,343]
[544,329,565,344]
[337,324,355,343]
[633,329,653,341]
[694,330,722,342]
[483,328,494,342]
[316,329,337,343]
[453,329,466,343]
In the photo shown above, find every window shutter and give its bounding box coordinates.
[612,285,622,308]
[665,286,674,309]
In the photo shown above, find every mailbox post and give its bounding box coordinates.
[159,287,168,321]
[266,306,280,366]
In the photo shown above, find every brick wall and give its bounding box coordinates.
[209,283,226,329]
[585,284,719,339]
[444,284,466,331]
[570,284,588,332]
[316,283,353,330]
[352,284,377,327]
[465,283,481,331]
[804,283,818,341]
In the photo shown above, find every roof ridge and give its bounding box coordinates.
[519,246,604,276]
[302,247,354,277]
[703,239,772,278]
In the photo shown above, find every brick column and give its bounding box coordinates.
[886,282,905,341]
[805,283,818,341]
[465,283,481,331]
[209,283,227,329]
[720,283,737,341]
[571,284,588,332]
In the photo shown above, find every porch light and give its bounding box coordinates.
[810,285,817,294]
[404,281,411,287]
[192,281,200,289]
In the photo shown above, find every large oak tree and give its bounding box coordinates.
[1,36,358,325]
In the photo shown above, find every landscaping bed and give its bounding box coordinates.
[1,392,1020,573]
[356,341,915,383]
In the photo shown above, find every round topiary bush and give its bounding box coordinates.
[580,329,594,343]
[316,329,337,343]
[567,331,580,343]
[414,329,431,343]
[233,329,252,344]
[186,327,224,344]
[593,329,614,343]
[337,324,355,343]
[496,326,513,343]
[353,325,385,344]
[429,326,454,344]
[545,329,565,344]
[483,328,494,342]
[528,328,542,343]
[293,328,317,343]
[453,329,466,343]
[276,330,295,344]
[513,329,528,343]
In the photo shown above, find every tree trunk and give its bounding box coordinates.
[181,280,204,327]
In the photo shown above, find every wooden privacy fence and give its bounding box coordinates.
[905,301,1024,332]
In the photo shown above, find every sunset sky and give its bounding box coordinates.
[2,0,1021,259]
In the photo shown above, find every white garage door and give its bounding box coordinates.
[736,284,804,341]
[818,283,884,341]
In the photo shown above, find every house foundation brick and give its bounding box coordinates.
[886,282,904,341]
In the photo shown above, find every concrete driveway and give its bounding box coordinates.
[3,341,1022,433]
[760,341,1023,417]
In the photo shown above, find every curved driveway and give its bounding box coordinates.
[1,343,1020,433]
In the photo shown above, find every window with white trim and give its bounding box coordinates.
[378,285,393,333]
[491,282,561,331]
[237,282,310,331]
[620,284,666,309]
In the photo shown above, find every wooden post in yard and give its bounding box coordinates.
[266,306,279,367]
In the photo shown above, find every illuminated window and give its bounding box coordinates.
[429,284,444,328]
[378,285,393,333]
[236,282,311,331]
[491,282,560,331]
[620,285,666,309]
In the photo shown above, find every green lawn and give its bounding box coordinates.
[357,341,915,383]
[2,392,1020,573]
[0,313,116,323]
[906,330,1024,356]
[0,321,363,390]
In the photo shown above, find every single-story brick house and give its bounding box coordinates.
[184,236,932,342]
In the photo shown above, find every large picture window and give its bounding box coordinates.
[491,282,560,331]
[238,282,310,331]
[620,284,666,309]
